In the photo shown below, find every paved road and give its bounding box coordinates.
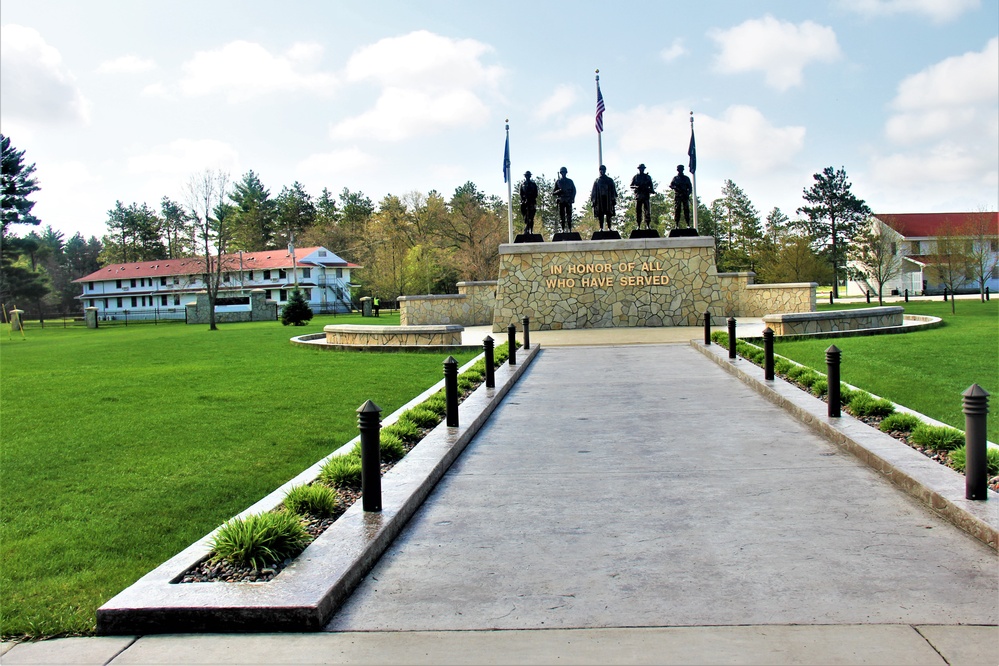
[326,344,997,631]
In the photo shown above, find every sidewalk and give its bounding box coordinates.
[3,338,996,665]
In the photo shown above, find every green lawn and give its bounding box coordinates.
[773,300,998,442]
[0,313,476,638]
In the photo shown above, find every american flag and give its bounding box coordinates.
[595,83,605,133]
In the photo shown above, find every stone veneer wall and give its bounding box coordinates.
[762,306,904,336]
[493,238,815,331]
[185,289,277,324]
[399,281,497,326]
[324,324,463,346]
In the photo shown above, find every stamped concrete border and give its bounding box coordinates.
[691,339,998,550]
[96,345,541,635]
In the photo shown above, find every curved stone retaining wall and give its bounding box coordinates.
[324,324,464,346]
[762,306,904,336]
[492,238,815,331]
[399,281,496,326]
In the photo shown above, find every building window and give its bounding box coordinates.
[174,295,180,306]
[336,268,343,278]
[88,282,94,291]
[247,270,253,281]
[173,276,179,284]
[160,277,167,286]
[319,250,327,256]
[303,288,311,300]
[910,240,921,254]
[991,240,998,253]
[116,297,123,308]
[116,279,122,288]
[130,278,137,288]
[265,289,272,300]
[263,270,271,279]
[279,289,287,301]
[161,295,168,306]
[302,267,311,278]
[279,269,287,279]
[103,299,108,309]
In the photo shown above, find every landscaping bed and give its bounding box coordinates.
[713,331,999,494]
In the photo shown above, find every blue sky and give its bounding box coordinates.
[1,0,996,242]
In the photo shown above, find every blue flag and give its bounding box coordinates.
[687,126,696,174]
[503,134,511,183]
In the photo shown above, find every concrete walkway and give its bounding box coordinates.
[3,337,997,665]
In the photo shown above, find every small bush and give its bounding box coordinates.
[469,359,487,375]
[839,385,858,406]
[421,391,447,416]
[378,432,408,461]
[797,370,820,388]
[811,378,828,397]
[403,406,441,429]
[774,358,793,375]
[948,446,999,475]
[910,424,964,451]
[847,392,896,418]
[209,511,310,569]
[319,453,363,488]
[283,484,339,517]
[383,418,421,443]
[462,368,484,383]
[878,413,923,434]
[711,331,728,346]
[786,365,808,380]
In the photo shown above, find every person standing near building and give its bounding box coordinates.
[373,296,380,317]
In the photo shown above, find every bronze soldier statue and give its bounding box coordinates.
[552,167,576,232]
[519,171,539,235]
[669,164,692,228]
[630,164,654,229]
[590,165,617,230]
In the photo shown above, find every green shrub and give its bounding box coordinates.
[457,374,476,392]
[283,484,339,517]
[421,391,447,416]
[785,365,808,380]
[462,368,484,382]
[209,511,310,569]
[403,406,441,429]
[797,370,820,388]
[878,412,923,433]
[319,453,363,488]
[910,424,964,451]
[774,358,793,375]
[383,418,421,443]
[711,331,728,346]
[378,431,407,462]
[847,392,896,418]
[469,359,487,375]
[811,378,828,396]
[839,385,858,405]
[948,446,999,475]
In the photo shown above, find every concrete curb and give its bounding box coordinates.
[96,345,541,634]
[691,339,998,550]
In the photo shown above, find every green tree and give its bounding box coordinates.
[160,196,193,258]
[185,169,233,331]
[99,201,166,264]
[962,210,999,301]
[274,181,316,249]
[850,218,905,305]
[440,182,503,281]
[228,170,276,252]
[755,233,833,285]
[710,180,761,272]
[281,288,313,326]
[1,134,45,308]
[797,167,872,298]
[926,218,971,314]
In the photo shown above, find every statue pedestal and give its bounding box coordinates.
[629,229,660,239]
[668,227,699,237]
[514,233,544,243]
[591,230,621,241]
[551,232,582,242]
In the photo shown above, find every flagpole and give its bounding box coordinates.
[595,70,603,169]
[690,112,698,232]
[505,121,513,244]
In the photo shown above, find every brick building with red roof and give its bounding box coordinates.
[74,246,360,320]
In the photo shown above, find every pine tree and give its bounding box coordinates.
[281,288,313,326]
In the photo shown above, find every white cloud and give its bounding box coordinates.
[0,24,90,125]
[141,82,173,99]
[709,16,841,91]
[536,85,579,121]
[617,104,806,171]
[660,39,687,63]
[127,138,241,178]
[891,37,998,113]
[296,148,379,190]
[97,55,156,74]
[837,0,980,23]
[178,40,336,102]
[332,31,505,141]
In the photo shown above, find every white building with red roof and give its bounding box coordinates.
[74,246,360,319]
[846,212,998,297]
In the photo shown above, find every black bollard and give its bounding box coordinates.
[826,345,841,418]
[507,323,517,366]
[483,336,495,389]
[963,384,990,500]
[357,400,382,512]
[763,327,775,381]
[943,287,948,302]
[866,291,871,304]
[829,291,834,305]
[904,288,909,303]
[727,317,737,359]
[986,286,991,302]
[444,356,459,427]
[704,311,711,345]
[522,316,530,351]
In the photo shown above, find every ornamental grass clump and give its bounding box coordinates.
[319,453,363,488]
[910,424,965,451]
[209,511,310,570]
[847,392,895,418]
[796,370,821,388]
[378,432,407,461]
[383,418,421,443]
[422,391,447,417]
[457,374,477,392]
[811,378,828,397]
[774,358,794,375]
[283,484,339,517]
[878,412,923,434]
[402,405,441,429]
[948,446,999,475]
